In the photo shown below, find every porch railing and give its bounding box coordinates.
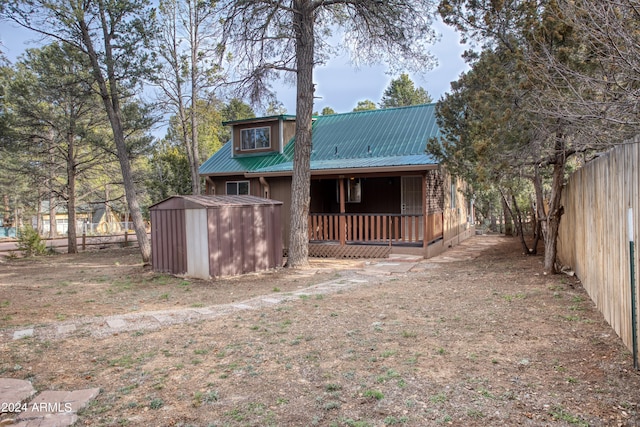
[309,213,443,245]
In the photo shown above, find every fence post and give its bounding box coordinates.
[629,208,638,370]
[82,232,86,251]
[125,230,128,247]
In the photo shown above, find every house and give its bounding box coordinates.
[199,104,474,258]
[40,201,125,235]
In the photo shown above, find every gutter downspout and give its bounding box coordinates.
[259,176,270,199]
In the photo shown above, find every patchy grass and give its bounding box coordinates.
[1,238,639,426]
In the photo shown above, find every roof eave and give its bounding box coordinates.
[245,164,439,178]
[200,171,249,177]
[222,114,296,126]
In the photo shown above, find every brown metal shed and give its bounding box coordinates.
[149,195,283,279]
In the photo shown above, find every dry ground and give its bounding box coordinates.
[1,236,639,426]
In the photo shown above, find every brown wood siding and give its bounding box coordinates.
[267,177,292,250]
[209,176,263,196]
[150,208,187,275]
[441,173,470,243]
[282,121,296,147]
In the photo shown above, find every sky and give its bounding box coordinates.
[268,20,469,114]
[1,18,469,117]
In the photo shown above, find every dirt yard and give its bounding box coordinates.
[1,236,639,426]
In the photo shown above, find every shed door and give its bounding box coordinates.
[401,176,424,240]
[185,209,210,279]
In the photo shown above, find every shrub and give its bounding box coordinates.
[16,225,47,257]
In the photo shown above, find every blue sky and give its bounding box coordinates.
[272,20,469,114]
[1,18,468,116]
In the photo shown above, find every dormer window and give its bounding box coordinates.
[241,127,271,150]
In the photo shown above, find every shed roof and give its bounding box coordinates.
[199,103,439,177]
[149,195,283,210]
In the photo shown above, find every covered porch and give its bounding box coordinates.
[307,172,445,258]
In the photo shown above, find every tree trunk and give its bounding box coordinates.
[512,194,536,254]
[104,184,111,227]
[111,121,151,262]
[168,13,194,196]
[542,161,565,273]
[540,132,566,274]
[190,1,201,195]
[502,194,513,236]
[80,3,151,263]
[501,189,531,253]
[36,198,42,235]
[286,0,314,268]
[3,194,10,227]
[67,130,78,254]
[48,133,57,239]
[49,193,57,239]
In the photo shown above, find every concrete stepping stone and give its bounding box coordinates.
[192,307,215,315]
[367,262,416,274]
[13,412,77,426]
[151,314,173,323]
[388,253,424,262]
[232,303,254,310]
[106,318,126,329]
[0,378,35,405]
[12,329,33,340]
[56,325,76,335]
[16,388,100,427]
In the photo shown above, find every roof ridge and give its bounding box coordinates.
[315,103,436,120]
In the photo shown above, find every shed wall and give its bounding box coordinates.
[185,209,209,279]
[150,209,187,275]
[207,204,283,277]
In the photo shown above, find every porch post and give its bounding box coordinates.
[339,177,346,246]
[422,172,428,256]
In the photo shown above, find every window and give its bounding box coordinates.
[226,181,250,195]
[336,178,362,203]
[348,179,361,203]
[240,127,270,150]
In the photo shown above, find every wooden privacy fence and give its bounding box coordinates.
[308,213,444,245]
[558,138,640,356]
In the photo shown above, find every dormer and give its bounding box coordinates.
[224,115,297,157]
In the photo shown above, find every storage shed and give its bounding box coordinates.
[150,195,283,279]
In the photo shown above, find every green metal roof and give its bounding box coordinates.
[199,104,439,176]
[199,143,291,176]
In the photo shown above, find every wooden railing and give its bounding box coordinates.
[309,213,443,245]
